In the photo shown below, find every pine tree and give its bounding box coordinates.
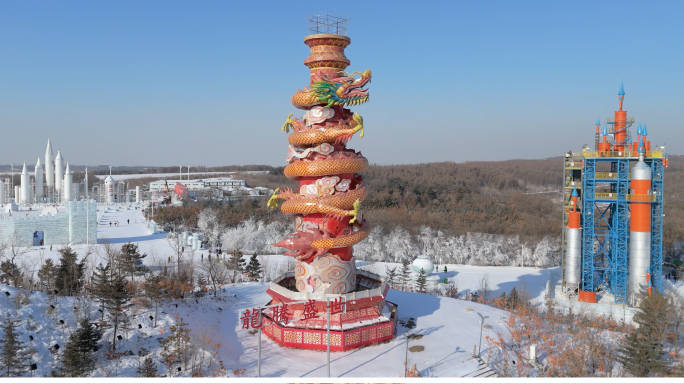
[416,268,427,293]
[37,259,57,293]
[119,242,148,281]
[632,293,673,341]
[400,259,412,291]
[508,287,519,309]
[57,317,102,377]
[616,293,671,377]
[227,249,246,283]
[245,253,262,282]
[0,261,21,287]
[105,273,131,351]
[91,263,111,321]
[385,266,398,289]
[136,356,158,377]
[617,331,667,377]
[0,316,28,377]
[54,246,85,296]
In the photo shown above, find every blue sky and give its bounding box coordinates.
[1,1,683,166]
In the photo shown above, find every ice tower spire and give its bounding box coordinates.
[45,138,54,189]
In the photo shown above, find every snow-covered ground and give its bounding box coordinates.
[2,207,562,377]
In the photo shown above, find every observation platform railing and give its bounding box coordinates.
[582,149,665,159]
[591,192,656,202]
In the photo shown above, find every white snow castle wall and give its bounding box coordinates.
[0,200,97,246]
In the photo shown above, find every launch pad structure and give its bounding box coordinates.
[561,83,667,306]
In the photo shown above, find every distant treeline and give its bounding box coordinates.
[136,155,684,261]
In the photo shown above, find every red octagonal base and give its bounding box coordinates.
[261,270,398,351]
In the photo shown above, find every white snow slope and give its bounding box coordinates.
[1,207,559,378]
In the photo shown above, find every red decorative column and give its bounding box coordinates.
[268,27,371,294]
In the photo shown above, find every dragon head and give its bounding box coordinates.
[312,69,371,108]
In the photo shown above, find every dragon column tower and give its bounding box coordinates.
[269,17,371,294]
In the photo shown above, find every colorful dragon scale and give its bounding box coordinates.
[291,70,371,110]
[270,33,372,294]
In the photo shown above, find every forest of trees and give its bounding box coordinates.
[0,242,238,377]
[150,156,684,264]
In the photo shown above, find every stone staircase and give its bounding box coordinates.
[461,359,498,378]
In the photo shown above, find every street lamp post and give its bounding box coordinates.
[477,312,489,356]
[404,333,423,377]
[257,309,261,378]
[327,297,331,377]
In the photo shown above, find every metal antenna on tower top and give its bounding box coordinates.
[308,14,348,36]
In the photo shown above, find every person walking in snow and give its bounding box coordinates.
[444,266,447,273]
[127,219,130,225]
[109,222,112,227]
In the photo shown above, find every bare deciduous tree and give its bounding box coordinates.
[200,256,227,297]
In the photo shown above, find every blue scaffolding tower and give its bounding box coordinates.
[580,153,664,304]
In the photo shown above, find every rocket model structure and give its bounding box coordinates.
[613,82,627,151]
[63,163,73,202]
[562,83,666,305]
[20,163,30,204]
[104,175,115,204]
[45,139,54,189]
[35,158,44,201]
[55,150,64,192]
[565,185,582,286]
[629,143,652,300]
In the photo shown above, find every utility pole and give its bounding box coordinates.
[257,308,262,378]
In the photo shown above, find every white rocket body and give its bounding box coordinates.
[0,179,5,205]
[45,139,54,189]
[104,175,115,204]
[20,163,30,204]
[55,150,64,192]
[35,158,44,201]
[565,228,582,285]
[629,156,652,302]
[63,163,73,202]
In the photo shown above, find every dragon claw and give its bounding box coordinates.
[267,188,280,209]
[281,113,294,133]
[352,113,365,138]
[348,199,362,224]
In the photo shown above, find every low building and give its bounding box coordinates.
[148,177,246,192]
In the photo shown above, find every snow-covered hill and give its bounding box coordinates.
[0,206,563,378]
[0,281,511,378]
